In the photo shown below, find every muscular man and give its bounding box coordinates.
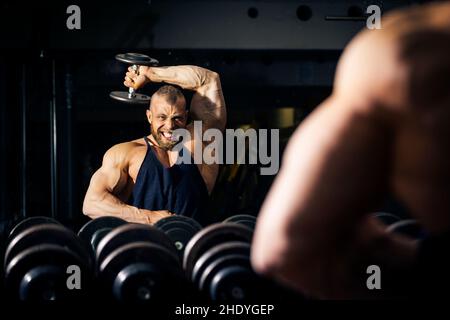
[251,2,450,299]
[83,65,226,225]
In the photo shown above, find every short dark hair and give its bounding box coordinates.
[153,85,185,106]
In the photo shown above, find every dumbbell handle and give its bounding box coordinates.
[128,64,139,99]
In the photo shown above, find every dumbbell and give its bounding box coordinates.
[78,216,128,253]
[5,223,93,270]
[1,216,60,300]
[223,214,257,230]
[4,222,92,301]
[183,222,271,301]
[7,216,61,244]
[373,212,402,226]
[110,53,159,104]
[154,215,203,258]
[387,219,427,240]
[95,223,190,301]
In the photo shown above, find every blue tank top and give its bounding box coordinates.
[128,136,209,225]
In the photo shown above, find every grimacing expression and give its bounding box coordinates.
[147,95,188,150]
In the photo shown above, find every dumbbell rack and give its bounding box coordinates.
[1,214,295,303]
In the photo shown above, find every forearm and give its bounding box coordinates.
[252,97,419,298]
[253,209,418,299]
[145,65,218,91]
[146,66,226,130]
[345,216,419,299]
[317,218,418,299]
[82,191,150,224]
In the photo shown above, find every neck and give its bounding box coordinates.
[147,134,171,152]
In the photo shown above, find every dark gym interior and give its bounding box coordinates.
[0,0,441,306]
[1,0,424,232]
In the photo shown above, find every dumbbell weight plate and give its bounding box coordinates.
[112,263,161,301]
[19,265,65,301]
[233,220,255,230]
[110,53,159,104]
[78,216,128,252]
[373,212,402,226]
[154,216,202,254]
[209,265,262,301]
[96,224,178,266]
[223,215,257,230]
[8,216,61,242]
[191,241,250,285]
[198,253,250,292]
[183,223,253,277]
[4,224,92,269]
[91,229,114,253]
[115,53,159,66]
[387,219,426,239]
[109,91,151,104]
[99,242,182,301]
[5,244,88,300]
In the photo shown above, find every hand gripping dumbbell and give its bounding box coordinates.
[110,53,159,104]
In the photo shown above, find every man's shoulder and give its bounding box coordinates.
[127,137,147,148]
[111,138,145,151]
[103,138,146,163]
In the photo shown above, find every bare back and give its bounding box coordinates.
[332,2,450,233]
[392,106,450,233]
[251,2,450,298]
[388,4,450,233]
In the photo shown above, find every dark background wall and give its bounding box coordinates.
[0,0,431,232]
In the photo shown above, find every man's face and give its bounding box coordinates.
[146,94,188,150]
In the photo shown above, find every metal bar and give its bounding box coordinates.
[50,59,57,219]
[20,64,27,218]
[325,16,367,21]
[0,61,5,219]
[65,65,73,220]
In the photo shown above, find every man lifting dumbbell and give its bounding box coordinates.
[252,2,450,299]
[83,64,226,225]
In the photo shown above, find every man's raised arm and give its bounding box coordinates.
[126,65,227,131]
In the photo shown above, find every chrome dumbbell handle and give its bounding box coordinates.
[111,53,159,104]
[128,65,139,98]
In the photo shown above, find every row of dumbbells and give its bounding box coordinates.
[1,214,275,302]
[1,211,425,301]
